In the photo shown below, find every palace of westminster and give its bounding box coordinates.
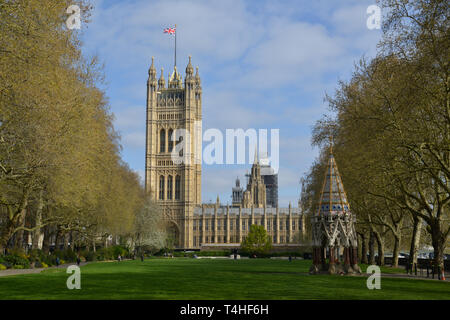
[145,57,305,249]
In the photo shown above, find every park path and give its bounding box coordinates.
[0,262,90,277]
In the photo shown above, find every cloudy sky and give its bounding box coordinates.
[80,0,382,206]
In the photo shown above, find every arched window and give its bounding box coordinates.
[159,175,165,200]
[168,129,174,152]
[160,129,166,153]
[175,175,181,200]
[167,175,173,200]
[177,136,183,157]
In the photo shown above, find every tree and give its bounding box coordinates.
[133,198,166,256]
[241,224,272,257]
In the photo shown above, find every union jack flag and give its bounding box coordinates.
[164,27,176,35]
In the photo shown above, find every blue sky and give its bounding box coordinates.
[80,0,382,206]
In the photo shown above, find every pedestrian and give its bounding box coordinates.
[55,256,60,267]
[76,255,81,266]
[289,255,292,262]
[141,254,144,262]
[118,254,122,262]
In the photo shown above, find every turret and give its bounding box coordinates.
[195,66,201,89]
[158,67,165,89]
[148,56,156,80]
[186,55,194,78]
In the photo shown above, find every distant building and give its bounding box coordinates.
[232,177,243,207]
[260,156,278,208]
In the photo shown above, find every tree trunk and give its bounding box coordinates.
[54,227,62,251]
[430,219,446,276]
[392,234,400,268]
[63,233,69,250]
[408,215,422,270]
[374,231,385,266]
[32,189,45,249]
[369,231,376,265]
[360,233,368,264]
[14,208,27,249]
[42,226,51,253]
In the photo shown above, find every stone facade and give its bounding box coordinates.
[192,206,304,248]
[145,57,202,248]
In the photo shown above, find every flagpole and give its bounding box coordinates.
[174,24,177,69]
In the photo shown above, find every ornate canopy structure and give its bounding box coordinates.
[310,140,361,275]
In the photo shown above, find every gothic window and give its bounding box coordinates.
[159,175,165,200]
[292,220,296,230]
[167,175,173,200]
[218,220,221,230]
[286,220,289,231]
[175,175,181,200]
[280,220,283,231]
[168,129,174,152]
[160,129,166,153]
[230,220,233,231]
[273,220,276,231]
[193,220,197,231]
[273,235,276,243]
[206,220,209,231]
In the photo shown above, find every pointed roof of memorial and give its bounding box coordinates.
[317,137,350,215]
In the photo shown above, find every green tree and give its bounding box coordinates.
[241,224,272,257]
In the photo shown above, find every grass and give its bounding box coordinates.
[0,258,449,300]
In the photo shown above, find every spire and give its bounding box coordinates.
[195,66,201,85]
[148,56,156,79]
[316,145,350,216]
[158,67,165,88]
[186,55,194,77]
[253,146,259,164]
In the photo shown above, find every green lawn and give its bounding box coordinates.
[0,258,448,300]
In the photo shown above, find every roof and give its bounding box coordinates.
[317,148,350,215]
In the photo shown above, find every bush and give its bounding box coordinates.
[0,264,6,270]
[3,254,30,268]
[12,265,24,269]
[82,251,96,262]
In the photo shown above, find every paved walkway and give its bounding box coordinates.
[0,262,89,277]
[378,272,449,282]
